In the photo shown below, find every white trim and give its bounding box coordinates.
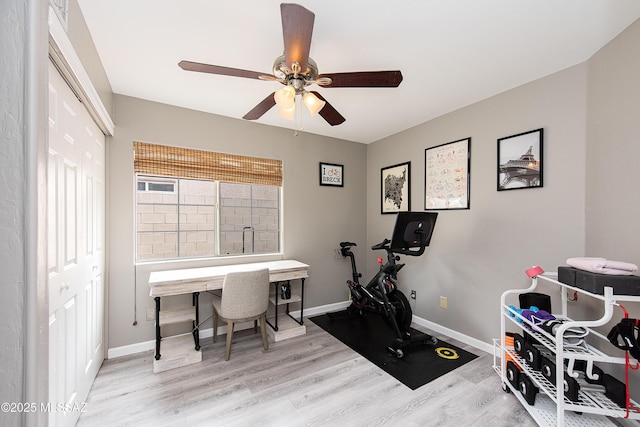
[411,315,493,354]
[107,300,492,358]
[47,7,115,136]
[25,3,51,425]
[290,300,352,318]
[108,339,156,359]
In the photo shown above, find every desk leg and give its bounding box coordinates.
[154,297,161,360]
[299,278,305,324]
[266,281,280,331]
[285,278,305,325]
[192,292,200,351]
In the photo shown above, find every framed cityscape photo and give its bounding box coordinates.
[497,128,543,191]
[381,161,411,214]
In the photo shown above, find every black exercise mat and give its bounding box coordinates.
[310,310,478,390]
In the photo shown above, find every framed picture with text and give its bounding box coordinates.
[381,161,411,214]
[319,162,344,187]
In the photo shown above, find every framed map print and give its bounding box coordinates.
[381,161,411,214]
[424,138,471,210]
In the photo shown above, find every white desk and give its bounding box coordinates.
[148,260,309,366]
[148,259,309,297]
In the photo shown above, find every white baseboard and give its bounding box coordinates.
[411,315,493,355]
[107,300,490,359]
[294,300,351,318]
[109,324,219,359]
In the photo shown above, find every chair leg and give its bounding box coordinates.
[260,315,269,351]
[213,311,218,343]
[225,321,234,361]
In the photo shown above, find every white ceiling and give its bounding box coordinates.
[77,0,640,144]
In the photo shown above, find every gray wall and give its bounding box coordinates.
[586,19,640,272]
[108,95,367,348]
[585,18,640,397]
[367,63,588,344]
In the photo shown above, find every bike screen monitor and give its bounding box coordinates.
[389,212,438,255]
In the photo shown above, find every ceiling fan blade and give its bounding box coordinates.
[281,3,314,73]
[317,71,403,88]
[243,93,277,120]
[179,60,271,80]
[310,91,345,126]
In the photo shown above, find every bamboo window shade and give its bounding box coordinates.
[133,141,282,186]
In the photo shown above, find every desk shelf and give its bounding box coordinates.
[153,292,201,373]
[269,294,302,306]
[159,307,196,326]
[266,280,305,337]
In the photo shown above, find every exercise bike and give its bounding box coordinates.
[339,211,438,358]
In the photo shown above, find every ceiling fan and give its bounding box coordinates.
[178,3,403,126]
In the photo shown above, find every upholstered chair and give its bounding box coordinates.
[212,268,270,360]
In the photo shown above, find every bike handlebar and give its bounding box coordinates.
[370,232,427,257]
[371,239,390,251]
[345,235,427,257]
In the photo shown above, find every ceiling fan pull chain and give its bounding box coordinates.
[295,94,303,135]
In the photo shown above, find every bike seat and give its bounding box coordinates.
[340,241,357,248]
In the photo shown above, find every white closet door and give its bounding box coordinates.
[48,60,105,427]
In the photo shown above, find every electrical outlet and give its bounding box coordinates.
[146,308,155,321]
[335,248,343,260]
[410,290,416,300]
[440,296,448,309]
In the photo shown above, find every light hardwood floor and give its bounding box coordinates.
[77,320,538,427]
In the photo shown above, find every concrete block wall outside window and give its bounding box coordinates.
[219,183,279,255]
[136,177,280,260]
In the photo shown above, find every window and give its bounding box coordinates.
[219,182,280,255]
[137,179,176,193]
[133,142,282,262]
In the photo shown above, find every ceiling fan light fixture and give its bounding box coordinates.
[302,91,326,115]
[274,85,295,109]
[278,104,296,121]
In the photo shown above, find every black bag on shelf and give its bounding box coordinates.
[519,292,552,313]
